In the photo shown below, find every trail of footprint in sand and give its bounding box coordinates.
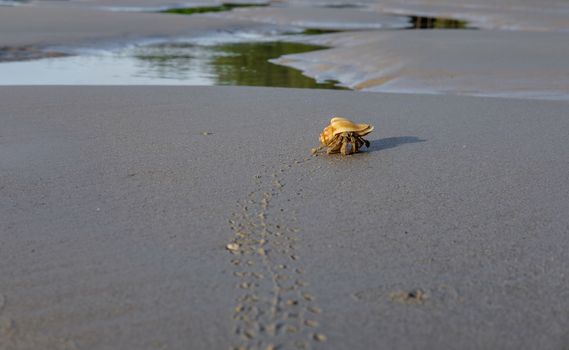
[227,156,326,350]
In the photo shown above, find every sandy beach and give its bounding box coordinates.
[1,0,569,349]
[2,86,569,349]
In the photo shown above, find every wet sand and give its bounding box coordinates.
[1,86,569,350]
[272,29,569,100]
[0,6,267,48]
[214,6,411,29]
[3,2,568,99]
[369,0,569,32]
[281,0,569,32]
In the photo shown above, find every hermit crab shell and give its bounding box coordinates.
[319,117,374,145]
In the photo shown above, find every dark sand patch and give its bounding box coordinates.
[389,289,428,304]
[407,15,471,29]
[0,46,69,62]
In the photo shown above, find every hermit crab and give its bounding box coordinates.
[312,117,374,155]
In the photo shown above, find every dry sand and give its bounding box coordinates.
[1,86,569,350]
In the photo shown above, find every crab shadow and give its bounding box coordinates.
[365,136,426,153]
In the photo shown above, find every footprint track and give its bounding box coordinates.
[227,157,326,350]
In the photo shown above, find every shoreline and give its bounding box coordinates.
[1,1,568,100]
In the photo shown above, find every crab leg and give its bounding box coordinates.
[356,137,364,150]
[349,133,359,154]
[311,145,325,154]
[326,134,343,154]
[340,134,350,155]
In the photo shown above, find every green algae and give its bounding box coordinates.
[162,3,266,15]
[301,28,342,35]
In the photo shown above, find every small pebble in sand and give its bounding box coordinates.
[239,282,252,289]
[226,243,240,252]
[313,333,327,342]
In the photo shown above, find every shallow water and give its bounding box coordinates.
[0,1,472,88]
[0,40,345,89]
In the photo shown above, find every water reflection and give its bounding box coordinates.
[213,42,343,89]
[132,41,346,89]
[132,44,216,81]
[0,40,346,89]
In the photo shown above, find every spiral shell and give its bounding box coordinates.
[319,117,374,145]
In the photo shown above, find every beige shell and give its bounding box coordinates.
[319,117,374,145]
